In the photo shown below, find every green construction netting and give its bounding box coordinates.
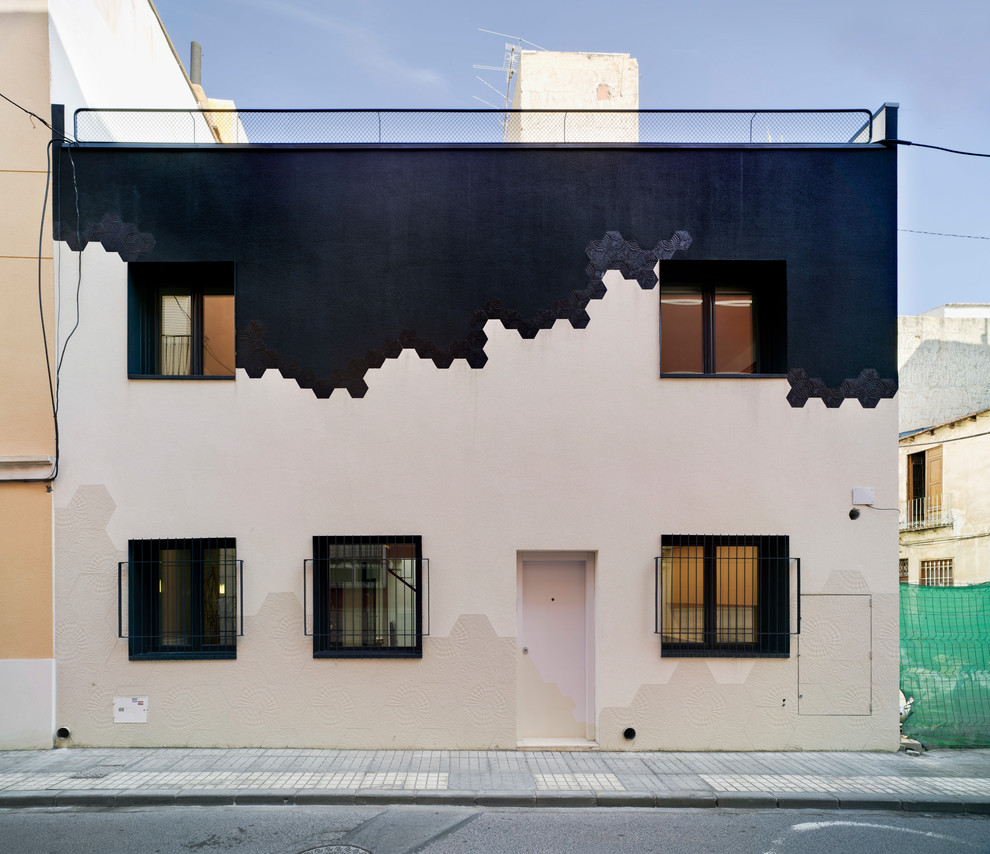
[900,582,990,747]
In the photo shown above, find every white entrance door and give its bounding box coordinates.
[517,554,594,743]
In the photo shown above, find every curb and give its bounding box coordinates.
[0,789,987,814]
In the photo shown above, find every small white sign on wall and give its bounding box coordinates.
[114,696,148,723]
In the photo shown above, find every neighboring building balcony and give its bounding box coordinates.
[900,494,954,531]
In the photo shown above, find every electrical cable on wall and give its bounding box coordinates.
[1,90,78,483]
[901,428,990,449]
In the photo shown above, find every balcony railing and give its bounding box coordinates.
[900,494,954,531]
[72,108,877,146]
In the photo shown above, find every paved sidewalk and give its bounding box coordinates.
[0,747,988,813]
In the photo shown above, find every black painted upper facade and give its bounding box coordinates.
[54,136,897,402]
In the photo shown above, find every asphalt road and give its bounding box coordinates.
[0,805,987,854]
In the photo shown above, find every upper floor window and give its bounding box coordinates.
[128,262,235,378]
[658,260,786,376]
[657,534,790,657]
[309,535,425,658]
[121,537,241,660]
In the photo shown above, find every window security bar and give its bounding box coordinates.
[118,538,242,660]
[73,108,875,146]
[304,537,429,658]
[920,558,954,587]
[654,534,792,657]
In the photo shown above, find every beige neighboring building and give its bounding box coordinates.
[899,409,990,586]
[898,304,990,586]
[0,2,57,750]
[507,51,639,142]
[0,0,217,748]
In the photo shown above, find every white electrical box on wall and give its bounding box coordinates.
[113,696,148,723]
[852,487,875,506]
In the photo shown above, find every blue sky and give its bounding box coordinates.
[153,0,989,315]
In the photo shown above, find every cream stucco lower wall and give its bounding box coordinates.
[53,247,899,750]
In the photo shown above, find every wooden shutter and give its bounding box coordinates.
[926,445,943,513]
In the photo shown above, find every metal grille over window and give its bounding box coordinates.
[119,538,242,660]
[920,558,954,587]
[655,534,790,657]
[305,536,427,658]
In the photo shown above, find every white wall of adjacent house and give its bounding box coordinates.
[49,0,197,113]
[51,244,900,750]
[49,0,206,142]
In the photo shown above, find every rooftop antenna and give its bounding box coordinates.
[473,28,548,107]
[473,29,548,137]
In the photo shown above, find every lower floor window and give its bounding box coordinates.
[920,558,953,587]
[123,538,240,660]
[658,534,789,657]
[311,535,424,658]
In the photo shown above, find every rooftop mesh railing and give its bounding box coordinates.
[73,108,876,145]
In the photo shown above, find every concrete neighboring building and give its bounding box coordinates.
[0,0,219,748]
[507,51,639,141]
[898,304,990,435]
[898,304,990,587]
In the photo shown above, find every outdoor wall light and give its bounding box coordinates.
[849,508,861,520]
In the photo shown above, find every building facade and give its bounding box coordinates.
[45,101,901,750]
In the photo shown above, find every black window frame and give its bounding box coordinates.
[128,261,236,379]
[311,535,424,659]
[658,260,787,377]
[657,534,790,658]
[123,537,240,661]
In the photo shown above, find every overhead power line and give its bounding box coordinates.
[890,139,990,158]
[899,229,990,240]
